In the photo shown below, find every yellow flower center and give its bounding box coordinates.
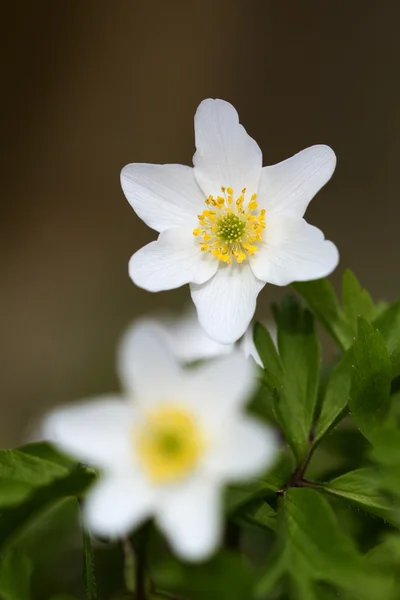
[193,187,266,264]
[135,405,204,484]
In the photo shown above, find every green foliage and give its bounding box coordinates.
[0,550,32,600]
[150,552,255,600]
[374,300,400,378]
[293,269,377,350]
[0,444,96,552]
[349,318,391,440]
[283,488,392,599]
[261,296,320,463]
[0,447,70,508]
[314,350,353,443]
[7,269,400,599]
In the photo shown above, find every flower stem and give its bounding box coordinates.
[132,524,149,600]
[78,499,97,600]
[123,537,135,594]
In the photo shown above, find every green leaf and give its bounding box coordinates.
[323,467,394,512]
[315,350,353,443]
[293,271,377,351]
[374,300,400,379]
[225,452,294,514]
[370,429,400,510]
[0,549,32,600]
[151,552,255,600]
[292,278,352,350]
[19,442,75,470]
[0,465,96,551]
[253,321,283,388]
[254,549,286,598]
[275,296,320,462]
[236,500,277,532]
[342,269,376,335]
[0,447,70,508]
[349,318,392,439]
[284,487,393,599]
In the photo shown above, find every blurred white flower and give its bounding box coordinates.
[135,307,233,364]
[121,98,339,344]
[134,308,276,369]
[43,323,278,561]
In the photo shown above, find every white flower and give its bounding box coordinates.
[134,307,234,364]
[137,307,275,368]
[121,99,339,344]
[43,323,278,561]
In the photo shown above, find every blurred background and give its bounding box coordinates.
[1,0,399,446]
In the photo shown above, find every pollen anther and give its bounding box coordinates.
[193,187,266,265]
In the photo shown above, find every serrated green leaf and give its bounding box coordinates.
[349,318,392,440]
[324,467,385,507]
[294,271,377,353]
[342,269,376,335]
[275,296,320,462]
[374,300,400,379]
[0,466,96,551]
[292,278,352,350]
[0,549,32,600]
[315,350,353,443]
[323,467,395,512]
[151,552,255,600]
[285,487,393,599]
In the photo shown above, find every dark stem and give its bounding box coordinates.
[135,551,146,600]
[78,499,97,600]
[132,523,150,600]
[123,537,135,594]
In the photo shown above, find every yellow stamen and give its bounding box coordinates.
[135,405,204,483]
[193,186,266,265]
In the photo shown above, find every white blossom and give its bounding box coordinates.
[43,323,278,561]
[133,307,233,364]
[121,99,339,344]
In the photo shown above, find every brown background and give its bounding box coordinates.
[1,0,399,445]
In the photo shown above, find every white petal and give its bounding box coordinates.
[258,145,336,218]
[85,474,155,538]
[185,352,257,423]
[129,227,218,292]
[118,320,182,401]
[167,308,234,363]
[206,417,279,481]
[190,263,265,344]
[120,164,205,233]
[241,320,277,367]
[42,398,134,470]
[241,324,262,367]
[193,99,262,198]
[249,216,339,286]
[157,478,222,561]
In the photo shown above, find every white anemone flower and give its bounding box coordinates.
[43,323,278,561]
[135,307,234,364]
[121,99,339,344]
[137,307,274,368]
